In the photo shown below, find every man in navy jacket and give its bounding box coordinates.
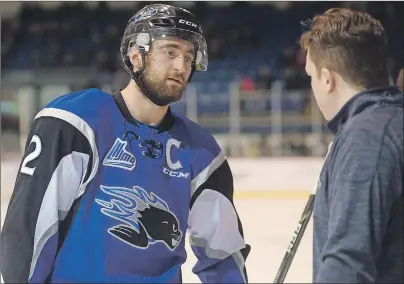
[300,8,403,283]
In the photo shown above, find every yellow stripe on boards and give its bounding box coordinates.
[234,190,311,200]
[1,189,311,202]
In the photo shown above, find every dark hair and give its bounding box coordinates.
[300,8,390,89]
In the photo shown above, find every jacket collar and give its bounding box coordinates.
[327,85,403,134]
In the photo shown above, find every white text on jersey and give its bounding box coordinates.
[162,167,189,179]
[163,138,189,178]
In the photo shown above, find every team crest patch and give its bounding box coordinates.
[95,185,182,251]
[103,138,136,171]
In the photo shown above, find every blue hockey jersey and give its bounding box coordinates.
[0,89,251,283]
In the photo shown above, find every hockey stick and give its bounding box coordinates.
[273,142,333,283]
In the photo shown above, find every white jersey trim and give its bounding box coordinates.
[190,151,226,198]
[35,107,99,197]
[29,151,90,279]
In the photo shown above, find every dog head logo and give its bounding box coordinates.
[95,185,182,250]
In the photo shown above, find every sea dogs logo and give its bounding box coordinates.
[95,185,182,251]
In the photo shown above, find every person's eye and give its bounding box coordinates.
[165,50,176,58]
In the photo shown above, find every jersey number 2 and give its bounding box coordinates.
[21,135,42,176]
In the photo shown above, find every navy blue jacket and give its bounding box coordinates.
[313,86,403,283]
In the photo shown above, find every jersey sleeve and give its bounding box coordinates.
[0,107,98,283]
[188,150,251,283]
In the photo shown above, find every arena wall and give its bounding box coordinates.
[1,157,324,201]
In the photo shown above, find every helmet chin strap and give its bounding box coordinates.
[131,51,171,107]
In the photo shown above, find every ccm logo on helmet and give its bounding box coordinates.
[179,19,197,28]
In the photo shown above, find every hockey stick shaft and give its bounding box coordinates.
[273,143,333,283]
[273,192,315,283]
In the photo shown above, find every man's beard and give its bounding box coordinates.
[140,68,187,104]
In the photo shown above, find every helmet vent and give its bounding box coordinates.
[149,18,176,28]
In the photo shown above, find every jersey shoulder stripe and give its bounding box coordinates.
[36,89,107,196]
[43,88,114,132]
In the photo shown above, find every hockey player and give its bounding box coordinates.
[0,4,251,283]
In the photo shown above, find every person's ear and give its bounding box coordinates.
[320,68,336,94]
[129,46,143,71]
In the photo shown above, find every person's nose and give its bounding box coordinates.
[172,56,187,73]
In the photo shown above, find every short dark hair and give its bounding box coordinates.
[300,8,390,89]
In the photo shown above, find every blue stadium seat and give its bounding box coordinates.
[2,1,401,138]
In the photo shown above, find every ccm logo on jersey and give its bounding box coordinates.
[103,138,136,171]
[163,138,189,179]
[179,19,197,28]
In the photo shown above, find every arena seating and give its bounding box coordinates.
[1,2,402,135]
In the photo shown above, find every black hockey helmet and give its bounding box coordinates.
[120,4,208,106]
